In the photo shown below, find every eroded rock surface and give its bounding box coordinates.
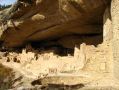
[0,0,110,48]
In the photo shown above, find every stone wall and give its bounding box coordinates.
[111,0,119,80]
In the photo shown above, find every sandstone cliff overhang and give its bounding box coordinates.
[0,0,110,48]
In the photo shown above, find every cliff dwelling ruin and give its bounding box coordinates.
[0,0,119,90]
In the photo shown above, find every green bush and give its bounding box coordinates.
[0,4,11,10]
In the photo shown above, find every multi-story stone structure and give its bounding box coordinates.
[1,0,119,89]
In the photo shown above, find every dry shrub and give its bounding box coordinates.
[0,63,15,90]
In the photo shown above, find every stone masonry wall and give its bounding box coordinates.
[111,0,119,80]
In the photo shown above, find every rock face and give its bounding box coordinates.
[0,0,110,48]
